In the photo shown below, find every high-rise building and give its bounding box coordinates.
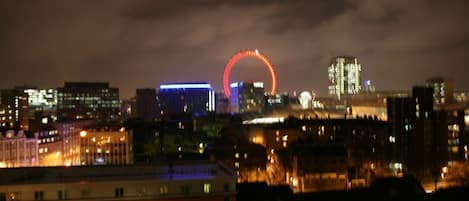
[229,82,265,114]
[20,87,58,130]
[0,89,29,130]
[57,82,119,121]
[135,88,158,121]
[328,56,362,100]
[425,77,454,106]
[386,86,448,180]
[386,97,414,165]
[158,82,215,116]
[23,87,57,115]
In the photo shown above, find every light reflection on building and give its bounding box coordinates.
[0,130,38,168]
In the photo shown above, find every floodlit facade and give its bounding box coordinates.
[36,128,62,166]
[158,82,215,116]
[62,129,133,166]
[328,56,362,100]
[0,162,236,201]
[0,130,38,168]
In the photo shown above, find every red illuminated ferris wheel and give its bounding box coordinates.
[223,49,277,98]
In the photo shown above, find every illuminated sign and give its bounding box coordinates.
[160,83,212,90]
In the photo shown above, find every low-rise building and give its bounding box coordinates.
[0,130,38,168]
[0,161,236,201]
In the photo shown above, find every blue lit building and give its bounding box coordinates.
[230,82,265,114]
[158,82,215,116]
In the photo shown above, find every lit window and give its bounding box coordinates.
[9,192,19,201]
[203,183,211,194]
[159,185,168,195]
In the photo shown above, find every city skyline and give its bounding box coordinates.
[1,0,469,99]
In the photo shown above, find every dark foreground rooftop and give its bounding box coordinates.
[0,161,235,185]
[237,177,469,201]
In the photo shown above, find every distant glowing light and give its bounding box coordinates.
[80,131,87,137]
[230,82,239,88]
[253,82,264,88]
[223,49,277,98]
[160,83,212,90]
[242,117,285,124]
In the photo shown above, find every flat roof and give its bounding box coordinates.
[0,161,235,185]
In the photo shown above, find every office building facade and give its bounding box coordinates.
[328,56,362,100]
[158,82,215,116]
[0,89,29,130]
[57,82,119,121]
[229,82,265,114]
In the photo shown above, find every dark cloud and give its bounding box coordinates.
[0,0,468,98]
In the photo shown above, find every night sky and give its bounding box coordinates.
[1,0,468,99]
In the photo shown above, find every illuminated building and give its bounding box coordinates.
[328,56,362,100]
[425,77,454,106]
[387,86,449,180]
[57,82,119,121]
[298,91,313,110]
[158,82,215,116]
[119,98,135,120]
[410,86,438,180]
[386,96,414,168]
[0,105,15,128]
[363,80,376,93]
[62,127,132,166]
[135,88,158,121]
[265,93,290,111]
[0,89,29,130]
[36,128,62,166]
[229,82,265,114]
[454,90,469,103]
[207,142,266,183]
[0,130,38,168]
[257,117,387,189]
[0,162,236,201]
[262,118,387,162]
[435,109,465,162]
[280,143,349,192]
[21,87,57,117]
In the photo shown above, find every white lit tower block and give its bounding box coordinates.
[328,56,362,100]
